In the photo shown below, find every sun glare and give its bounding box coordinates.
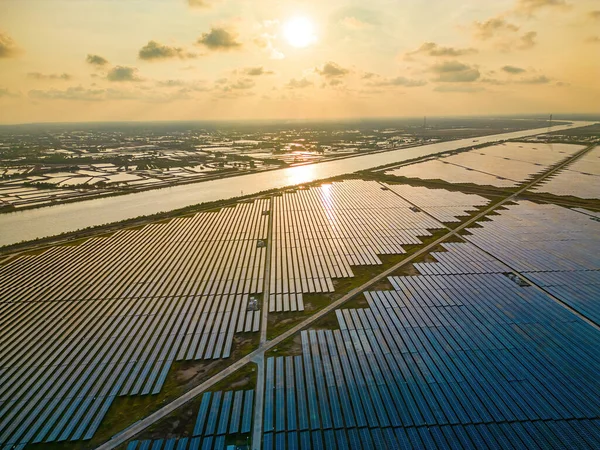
[283,16,317,48]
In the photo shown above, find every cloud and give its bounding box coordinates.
[480,78,507,85]
[29,85,195,102]
[502,65,526,74]
[434,85,484,93]
[586,36,600,44]
[27,72,72,81]
[0,88,20,98]
[481,73,551,85]
[138,41,196,60]
[156,79,186,87]
[0,32,20,58]
[223,78,255,90]
[430,61,480,82]
[254,21,285,60]
[242,66,273,76]
[329,79,344,87]
[518,31,537,50]
[369,76,427,87]
[406,42,478,59]
[106,66,142,82]
[340,16,370,30]
[188,0,213,8]
[473,17,519,40]
[589,10,600,20]
[155,80,209,92]
[29,86,106,101]
[331,7,380,30]
[86,54,109,66]
[254,34,284,60]
[197,27,241,51]
[518,75,551,84]
[287,78,313,89]
[515,0,570,16]
[472,15,536,52]
[316,62,349,78]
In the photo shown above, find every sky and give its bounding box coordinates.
[0,0,599,124]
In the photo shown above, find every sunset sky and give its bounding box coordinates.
[0,0,599,124]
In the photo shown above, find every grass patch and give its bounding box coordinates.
[266,333,303,358]
[520,191,600,211]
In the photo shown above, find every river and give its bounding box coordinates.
[0,121,593,247]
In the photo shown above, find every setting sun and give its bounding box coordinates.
[282,16,317,48]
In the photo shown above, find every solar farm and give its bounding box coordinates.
[385,142,585,188]
[531,146,600,199]
[0,140,598,450]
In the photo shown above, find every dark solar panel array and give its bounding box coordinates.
[263,245,600,448]
[269,180,488,312]
[413,242,511,275]
[464,201,600,324]
[125,389,253,450]
[262,420,600,450]
[0,201,267,448]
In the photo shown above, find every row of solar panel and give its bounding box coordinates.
[0,201,268,447]
[0,199,269,300]
[531,145,600,199]
[268,180,488,312]
[126,435,237,450]
[386,142,583,189]
[263,273,600,435]
[263,419,600,450]
[192,390,254,438]
[462,201,600,324]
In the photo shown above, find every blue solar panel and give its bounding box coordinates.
[163,438,176,450]
[300,430,311,449]
[294,355,309,431]
[359,428,374,448]
[200,436,213,450]
[213,435,226,450]
[175,438,189,450]
[217,391,233,435]
[205,391,222,436]
[262,432,273,450]
[275,432,285,450]
[188,437,201,450]
[311,430,324,450]
[285,356,297,431]
[150,439,164,450]
[264,358,274,432]
[193,393,212,436]
[335,429,349,448]
[347,428,361,450]
[287,431,298,450]
[275,357,285,432]
[229,390,243,434]
[241,390,254,433]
